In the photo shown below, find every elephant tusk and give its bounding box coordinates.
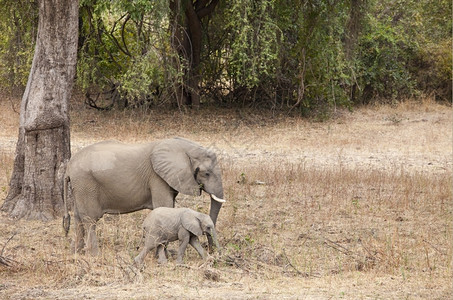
[211,194,226,203]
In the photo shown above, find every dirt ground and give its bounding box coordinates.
[0,97,452,299]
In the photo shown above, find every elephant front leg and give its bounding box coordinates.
[189,236,206,259]
[177,228,190,265]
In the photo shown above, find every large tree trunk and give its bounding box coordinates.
[1,0,78,221]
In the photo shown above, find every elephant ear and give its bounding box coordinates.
[181,210,203,236]
[151,138,201,196]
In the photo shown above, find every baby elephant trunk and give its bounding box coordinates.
[208,228,220,252]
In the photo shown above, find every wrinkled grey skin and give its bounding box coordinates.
[134,207,220,266]
[63,138,225,255]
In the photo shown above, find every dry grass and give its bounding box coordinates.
[0,95,452,299]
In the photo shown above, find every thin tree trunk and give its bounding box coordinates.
[186,1,202,109]
[345,0,366,60]
[1,0,78,221]
[170,0,188,109]
[169,0,219,109]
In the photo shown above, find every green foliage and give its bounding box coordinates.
[118,50,165,103]
[415,39,452,101]
[287,0,353,110]
[410,0,452,101]
[0,0,37,93]
[0,0,450,110]
[356,16,416,102]
[77,0,172,107]
[226,0,281,89]
[355,0,452,103]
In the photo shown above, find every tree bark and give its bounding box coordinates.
[1,0,78,221]
[345,0,366,60]
[169,0,219,109]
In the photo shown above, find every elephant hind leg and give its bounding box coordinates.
[72,182,103,255]
[74,214,101,256]
[156,244,168,265]
[135,246,151,267]
[135,236,166,266]
[72,214,85,253]
[86,222,99,256]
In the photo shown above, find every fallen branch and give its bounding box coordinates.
[0,232,17,267]
[423,239,447,256]
[322,236,377,271]
[323,237,354,256]
[281,248,309,277]
[0,255,15,267]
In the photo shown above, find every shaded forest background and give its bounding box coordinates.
[0,0,451,115]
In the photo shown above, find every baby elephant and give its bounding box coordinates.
[134,207,220,266]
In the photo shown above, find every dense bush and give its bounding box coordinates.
[0,0,450,111]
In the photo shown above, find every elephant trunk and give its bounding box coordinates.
[210,228,220,251]
[208,193,223,251]
[209,194,224,225]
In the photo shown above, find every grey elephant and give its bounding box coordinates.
[63,137,226,255]
[134,207,219,266]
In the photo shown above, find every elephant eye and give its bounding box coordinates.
[205,172,210,177]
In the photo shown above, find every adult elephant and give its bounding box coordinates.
[62,137,226,255]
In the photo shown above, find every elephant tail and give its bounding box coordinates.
[62,175,71,237]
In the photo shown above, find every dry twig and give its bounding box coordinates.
[281,248,309,277]
[0,232,18,267]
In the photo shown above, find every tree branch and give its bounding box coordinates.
[197,0,220,19]
[109,13,131,57]
[121,14,132,56]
